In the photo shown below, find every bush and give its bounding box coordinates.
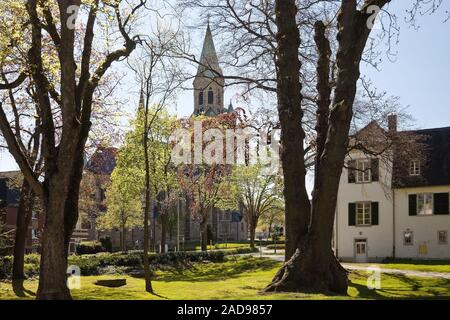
[0,247,259,279]
[0,256,13,279]
[76,241,106,255]
[99,236,113,253]
[266,244,285,250]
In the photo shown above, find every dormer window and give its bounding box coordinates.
[410,160,421,176]
[199,91,204,106]
[356,159,371,183]
[208,88,214,104]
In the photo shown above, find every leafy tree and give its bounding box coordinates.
[97,167,142,252]
[259,206,284,240]
[218,163,283,248]
[0,0,147,299]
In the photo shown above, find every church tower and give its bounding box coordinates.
[193,23,226,116]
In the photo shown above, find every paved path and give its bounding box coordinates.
[249,249,450,279]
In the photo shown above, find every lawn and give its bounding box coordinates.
[1,257,449,300]
[351,260,450,274]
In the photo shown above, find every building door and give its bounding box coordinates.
[355,239,368,263]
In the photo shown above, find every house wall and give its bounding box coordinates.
[394,185,450,259]
[335,151,394,262]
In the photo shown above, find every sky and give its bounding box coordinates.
[1,1,449,172]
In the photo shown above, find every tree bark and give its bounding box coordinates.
[200,218,208,252]
[121,224,127,252]
[37,180,72,300]
[265,0,389,294]
[12,181,34,281]
[272,0,311,261]
[143,89,154,294]
[249,220,256,249]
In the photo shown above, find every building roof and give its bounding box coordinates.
[393,126,450,188]
[85,147,118,175]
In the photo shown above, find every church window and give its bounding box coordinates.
[199,91,204,105]
[208,88,214,104]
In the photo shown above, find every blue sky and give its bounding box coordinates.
[362,1,450,129]
[1,1,449,172]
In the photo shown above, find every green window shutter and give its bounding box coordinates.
[348,160,356,183]
[371,159,379,182]
[348,203,356,226]
[434,193,450,215]
[371,202,379,225]
[409,194,417,216]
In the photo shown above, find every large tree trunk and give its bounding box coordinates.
[37,182,72,300]
[12,181,34,281]
[265,0,387,294]
[272,0,311,261]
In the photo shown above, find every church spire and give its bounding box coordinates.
[193,22,225,116]
[138,85,145,113]
[197,23,221,78]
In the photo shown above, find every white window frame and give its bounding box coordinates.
[438,231,448,245]
[356,202,371,226]
[410,160,421,176]
[404,230,414,246]
[417,193,434,216]
[356,159,371,183]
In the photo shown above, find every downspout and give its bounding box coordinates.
[392,189,396,259]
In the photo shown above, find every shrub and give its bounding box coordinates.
[99,236,113,253]
[76,241,106,255]
[0,256,13,279]
[0,247,259,279]
[266,244,285,250]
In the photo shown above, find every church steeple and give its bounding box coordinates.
[137,85,145,113]
[193,23,225,116]
[197,23,222,79]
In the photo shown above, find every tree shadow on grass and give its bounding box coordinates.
[155,258,280,283]
[350,272,450,300]
[12,279,36,298]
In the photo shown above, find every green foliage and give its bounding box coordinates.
[99,236,113,253]
[218,163,284,231]
[0,248,258,279]
[0,222,13,255]
[76,241,107,255]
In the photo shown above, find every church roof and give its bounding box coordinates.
[197,24,222,79]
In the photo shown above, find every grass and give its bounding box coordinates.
[351,260,450,274]
[1,257,449,300]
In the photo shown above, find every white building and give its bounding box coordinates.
[334,117,450,262]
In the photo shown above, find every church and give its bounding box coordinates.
[183,23,247,244]
[74,24,247,252]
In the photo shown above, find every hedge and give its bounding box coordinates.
[76,241,107,255]
[0,247,257,279]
